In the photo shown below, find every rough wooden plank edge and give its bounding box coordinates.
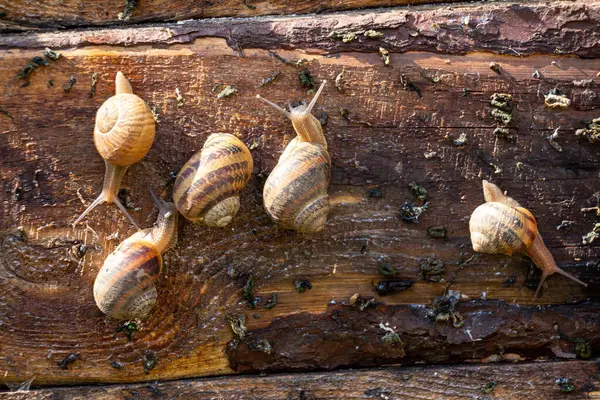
[0,361,598,399]
[1,1,599,58]
[0,0,506,33]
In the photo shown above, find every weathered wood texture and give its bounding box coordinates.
[1,361,598,399]
[0,0,489,33]
[1,0,599,387]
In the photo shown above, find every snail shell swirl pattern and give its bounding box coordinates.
[94,91,156,167]
[93,239,162,321]
[173,133,253,227]
[263,141,331,233]
[469,202,537,256]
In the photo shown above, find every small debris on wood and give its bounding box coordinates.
[367,187,383,198]
[489,62,501,73]
[481,381,497,394]
[0,105,13,120]
[556,220,575,231]
[575,342,592,359]
[556,378,574,393]
[151,106,160,124]
[88,72,98,98]
[63,75,76,93]
[575,117,600,143]
[502,275,517,287]
[264,293,277,310]
[379,262,397,277]
[318,111,328,126]
[408,181,427,202]
[294,279,312,293]
[378,322,402,346]
[175,88,184,107]
[17,56,49,80]
[227,314,247,340]
[57,353,79,369]
[299,69,315,92]
[247,338,272,354]
[349,293,377,311]
[364,30,385,39]
[546,128,563,152]
[227,265,239,280]
[420,70,440,83]
[335,68,345,92]
[379,47,390,66]
[400,73,422,98]
[581,193,600,216]
[532,69,541,79]
[462,88,470,97]
[544,89,571,109]
[268,51,307,67]
[419,258,445,282]
[118,0,137,21]
[339,107,350,119]
[143,351,157,373]
[118,188,138,210]
[0,12,6,18]
[427,226,447,238]
[242,273,260,309]
[110,360,124,370]
[452,133,468,146]
[582,223,600,245]
[490,93,512,111]
[373,280,413,295]
[423,150,437,159]
[491,109,512,125]
[329,31,357,43]
[44,48,61,61]
[426,290,463,327]
[259,71,280,87]
[217,85,237,99]
[572,78,595,87]
[399,201,429,223]
[242,0,256,9]
[493,127,515,142]
[116,321,137,341]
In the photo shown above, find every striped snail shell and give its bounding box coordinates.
[73,72,155,230]
[256,81,331,233]
[469,180,587,298]
[93,191,177,320]
[173,133,253,227]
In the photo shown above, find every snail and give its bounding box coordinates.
[73,72,155,230]
[469,180,587,298]
[256,80,331,233]
[173,133,253,227]
[93,189,177,320]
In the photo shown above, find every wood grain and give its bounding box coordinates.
[0,0,599,386]
[0,0,496,32]
[0,361,598,399]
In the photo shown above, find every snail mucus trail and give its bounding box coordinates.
[256,80,331,233]
[469,180,587,298]
[93,189,178,320]
[73,72,155,230]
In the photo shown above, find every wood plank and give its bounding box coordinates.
[0,0,492,32]
[0,361,598,399]
[1,0,599,386]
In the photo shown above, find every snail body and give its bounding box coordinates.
[469,180,587,298]
[93,191,177,320]
[73,72,155,230]
[256,81,331,233]
[173,133,253,227]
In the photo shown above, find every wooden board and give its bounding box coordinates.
[1,0,483,32]
[0,361,598,399]
[0,0,599,387]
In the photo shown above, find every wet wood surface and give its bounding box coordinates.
[0,361,598,399]
[0,0,599,389]
[1,0,480,32]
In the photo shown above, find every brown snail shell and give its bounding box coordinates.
[469,180,587,298]
[256,80,331,233]
[93,192,177,320]
[73,72,155,230]
[173,133,253,227]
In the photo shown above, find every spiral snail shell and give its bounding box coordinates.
[173,133,253,227]
[256,80,331,233]
[469,180,587,298]
[93,190,177,320]
[73,72,155,230]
